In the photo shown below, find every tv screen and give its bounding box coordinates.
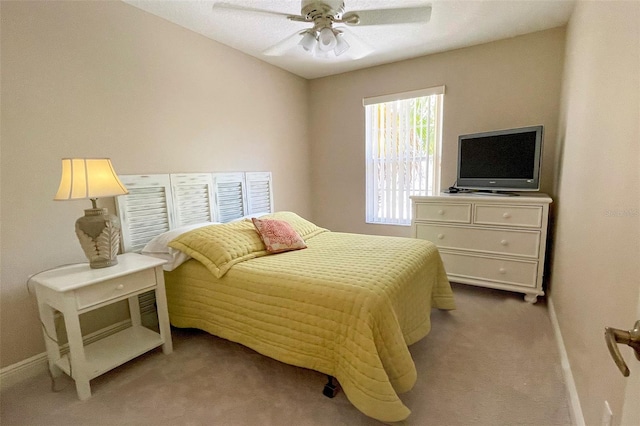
[456,125,543,191]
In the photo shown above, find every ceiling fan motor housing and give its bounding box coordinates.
[301,0,346,21]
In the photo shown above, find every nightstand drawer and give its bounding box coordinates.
[416,224,541,257]
[440,252,538,288]
[474,204,543,228]
[414,203,471,223]
[75,268,156,310]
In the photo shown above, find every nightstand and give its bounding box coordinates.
[32,252,173,400]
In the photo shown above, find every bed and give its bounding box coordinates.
[115,173,455,423]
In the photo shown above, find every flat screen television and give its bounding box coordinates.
[456,125,543,192]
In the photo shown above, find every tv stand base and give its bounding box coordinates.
[472,190,520,196]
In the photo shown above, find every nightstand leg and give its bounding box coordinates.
[75,378,91,401]
[37,302,63,378]
[62,299,91,400]
[128,295,142,327]
[153,266,173,354]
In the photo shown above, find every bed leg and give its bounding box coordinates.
[322,375,340,398]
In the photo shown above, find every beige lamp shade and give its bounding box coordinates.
[54,158,128,201]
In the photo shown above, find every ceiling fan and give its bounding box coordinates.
[212,1,432,59]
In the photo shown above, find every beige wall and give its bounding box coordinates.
[308,28,565,236]
[0,1,310,367]
[6,7,637,424]
[551,1,640,424]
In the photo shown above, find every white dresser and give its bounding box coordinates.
[411,193,552,303]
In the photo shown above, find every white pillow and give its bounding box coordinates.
[142,222,218,271]
[229,212,271,222]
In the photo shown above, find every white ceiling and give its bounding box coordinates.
[123,0,575,79]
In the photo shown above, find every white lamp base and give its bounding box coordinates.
[75,208,121,268]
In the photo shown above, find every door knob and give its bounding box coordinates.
[605,320,640,377]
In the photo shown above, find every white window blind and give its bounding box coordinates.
[364,86,444,225]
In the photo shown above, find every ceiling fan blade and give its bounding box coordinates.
[263,31,304,57]
[345,6,432,26]
[212,2,307,22]
[334,27,374,60]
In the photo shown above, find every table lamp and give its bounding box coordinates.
[54,158,129,268]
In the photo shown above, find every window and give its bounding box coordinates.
[364,86,444,225]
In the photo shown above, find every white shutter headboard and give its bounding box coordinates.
[116,172,273,253]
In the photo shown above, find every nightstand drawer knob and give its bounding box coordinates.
[437,233,445,240]
[499,267,507,274]
[500,239,508,246]
[438,209,444,215]
[503,212,511,219]
[116,284,125,290]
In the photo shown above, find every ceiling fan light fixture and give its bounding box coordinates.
[317,27,337,52]
[334,32,349,56]
[299,31,317,52]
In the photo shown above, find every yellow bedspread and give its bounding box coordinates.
[165,227,455,422]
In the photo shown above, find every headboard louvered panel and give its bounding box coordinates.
[246,172,273,215]
[170,173,216,226]
[213,172,247,223]
[116,174,177,329]
[116,175,175,253]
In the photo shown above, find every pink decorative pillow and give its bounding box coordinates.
[252,218,307,253]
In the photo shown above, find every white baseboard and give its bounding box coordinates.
[0,352,49,391]
[0,320,132,392]
[548,296,585,426]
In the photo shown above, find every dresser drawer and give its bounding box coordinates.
[440,252,538,288]
[414,203,471,223]
[474,204,543,228]
[75,268,156,310]
[416,224,541,258]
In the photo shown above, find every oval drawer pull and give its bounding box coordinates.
[438,209,444,215]
[503,212,511,219]
[116,284,125,290]
[437,234,445,240]
[499,268,507,274]
[500,239,508,246]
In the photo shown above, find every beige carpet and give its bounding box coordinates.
[0,283,572,425]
